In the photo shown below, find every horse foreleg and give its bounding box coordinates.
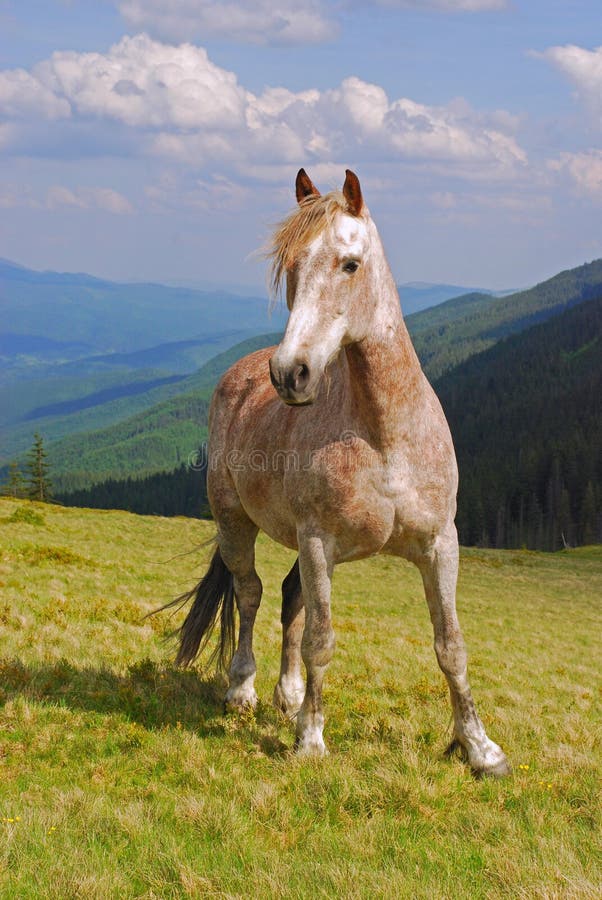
[273,558,306,717]
[418,528,510,777]
[295,534,335,755]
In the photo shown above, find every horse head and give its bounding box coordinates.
[269,168,384,406]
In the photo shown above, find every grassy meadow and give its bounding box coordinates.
[0,497,600,898]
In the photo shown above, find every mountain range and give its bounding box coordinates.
[1,258,495,462]
[2,256,601,549]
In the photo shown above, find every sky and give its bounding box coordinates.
[0,0,601,292]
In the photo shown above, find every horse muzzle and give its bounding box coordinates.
[269,356,316,406]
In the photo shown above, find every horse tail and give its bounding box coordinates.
[157,546,236,671]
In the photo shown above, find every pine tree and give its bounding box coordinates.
[1,461,25,498]
[26,433,53,502]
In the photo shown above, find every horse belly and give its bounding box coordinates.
[284,445,396,562]
[232,466,300,550]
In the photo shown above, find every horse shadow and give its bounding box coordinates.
[0,657,291,756]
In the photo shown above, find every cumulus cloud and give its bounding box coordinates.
[0,67,71,119]
[117,0,337,45]
[540,44,602,126]
[0,34,527,183]
[35,35,247,130]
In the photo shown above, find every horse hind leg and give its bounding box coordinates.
[217,513,263,710]
[273,558,305,717]
[417,527,510,777]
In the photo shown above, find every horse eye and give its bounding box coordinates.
[342,259,359,274]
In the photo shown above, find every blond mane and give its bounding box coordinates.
[267,190,347,298]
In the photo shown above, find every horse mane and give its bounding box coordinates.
[267,190,347,298]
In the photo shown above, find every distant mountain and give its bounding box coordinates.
[405,259,602,379]
[0,257,283,356]
[398,281,499,316]
[0,333,93,359]
[437,294,602,550]
[42,333,283,492]
[1,257,494,363]
[0,331,283,466]
[5,258,602,507]
[50,257,601,499]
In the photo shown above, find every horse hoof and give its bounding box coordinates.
[294,723,328,756]
[475,751,512,779]
[445,737,511,778]
[224,685,258,711]
[273,683,303,718]
[295,737,328,758]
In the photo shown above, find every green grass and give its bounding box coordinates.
[0,498,600,898]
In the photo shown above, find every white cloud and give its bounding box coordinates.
[35,34,247,130]
[549,151,602,198]
[540,44,602,126]
[117,0,337,45]
[0,35,527,184]
[115,0,507,45]
[0,67,71,119]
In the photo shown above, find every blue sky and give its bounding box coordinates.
[1,0,601,292]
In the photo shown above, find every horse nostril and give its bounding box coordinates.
[293,363,310,393]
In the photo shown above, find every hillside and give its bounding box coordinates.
[0,257,282,355]
[46,333,282,491]
[0,498,600,896]
[437,294,602,550]
[397,280,497,315]
[56,297,602,552]
[1,333,283,469]
[3,259,600,470]
[406,258,602,379]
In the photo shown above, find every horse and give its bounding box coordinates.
[169,168,510,777]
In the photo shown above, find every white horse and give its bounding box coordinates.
[170,169,510,777]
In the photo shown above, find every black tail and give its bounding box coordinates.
[158,547,235,671]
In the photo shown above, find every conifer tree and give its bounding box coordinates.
[26,433,52,502]
[1,461,25,498]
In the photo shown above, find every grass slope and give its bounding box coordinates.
[1,499,600,897]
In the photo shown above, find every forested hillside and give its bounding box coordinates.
[407,258,602,379]
[438,295,601,550]
[46,333,282,492]
[58,294,602,551]
[6,258,602,550]
[3,258,600,466]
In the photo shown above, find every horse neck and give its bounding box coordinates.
[344,271,423,450]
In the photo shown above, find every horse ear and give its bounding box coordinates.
[343,169,363,216]
[296,168,320,204]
